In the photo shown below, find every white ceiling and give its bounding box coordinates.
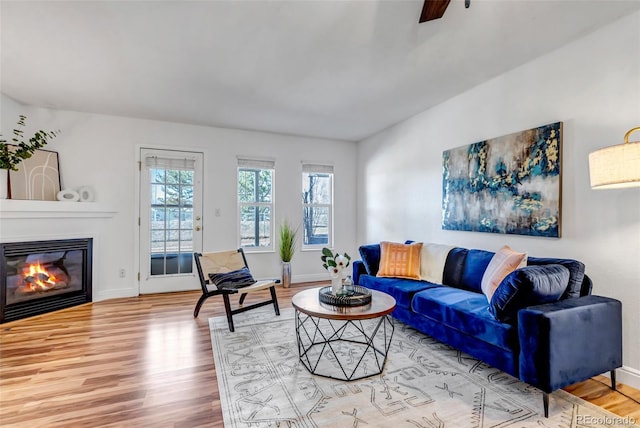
[2,0,639,141]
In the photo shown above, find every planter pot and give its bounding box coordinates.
[281,262,291,288]
[0,169,8,199]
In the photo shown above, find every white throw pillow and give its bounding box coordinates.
[420,243,455,283]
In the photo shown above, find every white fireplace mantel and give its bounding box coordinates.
[0,200,117,219]
[0,199,126,303]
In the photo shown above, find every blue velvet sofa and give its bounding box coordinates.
[353,243,623,417]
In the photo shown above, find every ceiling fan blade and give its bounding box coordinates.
[419,0,452,23]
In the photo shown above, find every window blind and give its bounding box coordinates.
[145,156,196,171]
[302,163,334,174]
[237,157,275,170]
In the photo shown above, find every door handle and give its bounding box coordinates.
[195,225,202,231]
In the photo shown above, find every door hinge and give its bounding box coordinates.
[138,161,141,171]
[137,272,141,281]
[138,217,141,226]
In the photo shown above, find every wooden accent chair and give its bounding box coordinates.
[193,249,280,332]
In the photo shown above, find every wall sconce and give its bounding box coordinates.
[589,127,640,189]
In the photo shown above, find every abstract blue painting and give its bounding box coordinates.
[442,122,562,238]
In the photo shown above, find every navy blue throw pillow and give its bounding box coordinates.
[489,264,570,323]
[209,267,256,289]
[359,244,381,276]
[460,249,495,292]
[526,257,585,299]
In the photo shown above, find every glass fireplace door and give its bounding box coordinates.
[1,238,93,323]
[139,148,203,294]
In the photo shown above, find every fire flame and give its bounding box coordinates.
[23,262,57,291]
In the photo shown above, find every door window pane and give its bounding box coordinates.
[148,167,194,275]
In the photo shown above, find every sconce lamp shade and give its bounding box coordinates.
[589,127,640,189]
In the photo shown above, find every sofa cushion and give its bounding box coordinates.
[420,243,455,283]
[359,243,381,276]
[411,286,518,350]
[481,245,527,302]
[527,257,585,299]
[359,274,440,309]
[489,265,570,322]
[459,249,495,292]
[377,241,423,280]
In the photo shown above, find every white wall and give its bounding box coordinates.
[357,12,640,388]
[0,95,357,300]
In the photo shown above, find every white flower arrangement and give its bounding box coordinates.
[321,248,351,278]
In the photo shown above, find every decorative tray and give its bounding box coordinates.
[318,286,372,307]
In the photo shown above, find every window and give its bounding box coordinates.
[302,164,333,247]
[238,158,274,250]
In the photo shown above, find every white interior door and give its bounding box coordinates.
[139,148,203,293]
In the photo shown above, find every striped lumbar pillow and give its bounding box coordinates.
[377,241,423,280]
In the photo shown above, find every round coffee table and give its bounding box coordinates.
[291,287,396,381]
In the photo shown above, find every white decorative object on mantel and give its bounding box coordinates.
[77,186,95,202]
[55,186,96,202]
[57,189,80,202]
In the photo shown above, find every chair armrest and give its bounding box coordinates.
[352,260,367,285]
[517,295,622,392]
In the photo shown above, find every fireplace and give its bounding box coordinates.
[1,238,92,323]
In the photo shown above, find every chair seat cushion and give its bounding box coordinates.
[209,267,256,289]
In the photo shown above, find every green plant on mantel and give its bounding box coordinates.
[0,115,60,171]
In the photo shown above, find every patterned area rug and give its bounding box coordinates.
[210,308,637,428]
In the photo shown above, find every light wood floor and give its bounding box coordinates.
[1,282,639,427]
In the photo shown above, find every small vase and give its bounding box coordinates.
[281,262,291,288]
[331,276,342,295]
[0,169,8,199]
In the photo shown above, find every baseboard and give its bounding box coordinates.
[600,365,640,390]
[291,273,330,284]
[94,288,138,302]
[615,365,640,390]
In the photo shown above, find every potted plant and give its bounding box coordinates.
[0,115,59,198]
[278,220,298,288]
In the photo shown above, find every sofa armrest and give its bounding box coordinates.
[518,295,622,393]
[352,260,367,285]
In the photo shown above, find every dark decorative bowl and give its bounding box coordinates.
[318,286,372,307]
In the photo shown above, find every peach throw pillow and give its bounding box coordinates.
[481,245,527,302]
[377,241,423,280]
